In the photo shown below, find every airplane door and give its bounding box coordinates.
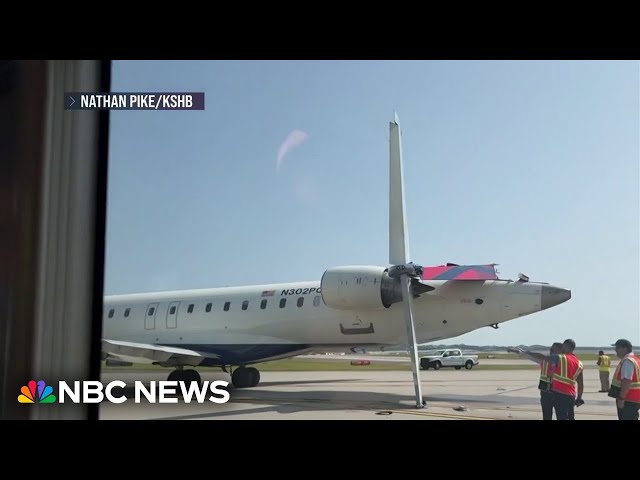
[167,301,180,329]
[145,303,159,330]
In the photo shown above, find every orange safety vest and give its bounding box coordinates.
[538,359,552,391]
[550,353,583,397]
[610,353,640,404]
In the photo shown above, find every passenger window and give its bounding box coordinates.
[108,309,114,318]
[148,307,155,316]
[280,298,286,308]
[188,304,194,313]
[224,302,230,311]
[297,297,304,307]
[261,299,267,309]
[124,308,130,317]
[206,302,212,312]
[242,300,249,310]
[313,296,320,307]
[169,306,176,315]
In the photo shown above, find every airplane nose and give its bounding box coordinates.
[541,286,571,310]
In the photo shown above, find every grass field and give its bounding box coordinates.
[475,352,606,362]
[101,358,542,373]
[101,351,611,373]
[250,359,540,371]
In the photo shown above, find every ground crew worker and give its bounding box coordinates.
[608,339,640,420]
[597,350,610,392]
[508,342,562,420]
[523,338,584,420]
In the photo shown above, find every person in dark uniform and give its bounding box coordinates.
[508,342,563,420]
[524,339,584,420]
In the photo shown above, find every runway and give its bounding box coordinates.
[99,366,619,420]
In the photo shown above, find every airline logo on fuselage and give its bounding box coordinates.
[280,287,321,296]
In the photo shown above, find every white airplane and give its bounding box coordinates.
[102,113,571,408]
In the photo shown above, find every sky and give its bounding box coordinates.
[105,60,639,347]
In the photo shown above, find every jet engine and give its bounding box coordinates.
[320,265,433,310]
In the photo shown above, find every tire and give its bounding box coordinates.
[465,360,474,370]
[433,361,441,370]
[247,367,260,387]
[185,369,201,384]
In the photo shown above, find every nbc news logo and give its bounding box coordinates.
[18,379,230,404]
[18,380,57,404]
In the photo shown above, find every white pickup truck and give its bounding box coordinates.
[420,349,479,370]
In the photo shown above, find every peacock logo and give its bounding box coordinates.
[18,380,57,404]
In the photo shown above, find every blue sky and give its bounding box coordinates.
[106,60,639,347]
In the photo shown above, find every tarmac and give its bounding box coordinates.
[99,362,620,420]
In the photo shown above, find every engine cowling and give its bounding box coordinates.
[320,265,405,310]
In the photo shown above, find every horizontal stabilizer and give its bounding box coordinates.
[421,264,498,281]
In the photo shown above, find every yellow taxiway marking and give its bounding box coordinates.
[231,396,498,419]
[471,405,616,417]
[382,409,496,420]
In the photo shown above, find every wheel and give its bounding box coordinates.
[232,367,261,388]
[167,369,201,384]
[465,361,474,370]
[455,366,462,370]
[433,361,441,370]
[247,367,260,386]
[184,369,201,384]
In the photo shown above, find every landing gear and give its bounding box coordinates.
[164,366,261,388]
[167,369,201,384]
[231,367,260,388]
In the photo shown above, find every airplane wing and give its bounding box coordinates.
[421,264,498,281]
[101,339,215,366]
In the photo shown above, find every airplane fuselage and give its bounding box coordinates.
[103,276,565,366]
